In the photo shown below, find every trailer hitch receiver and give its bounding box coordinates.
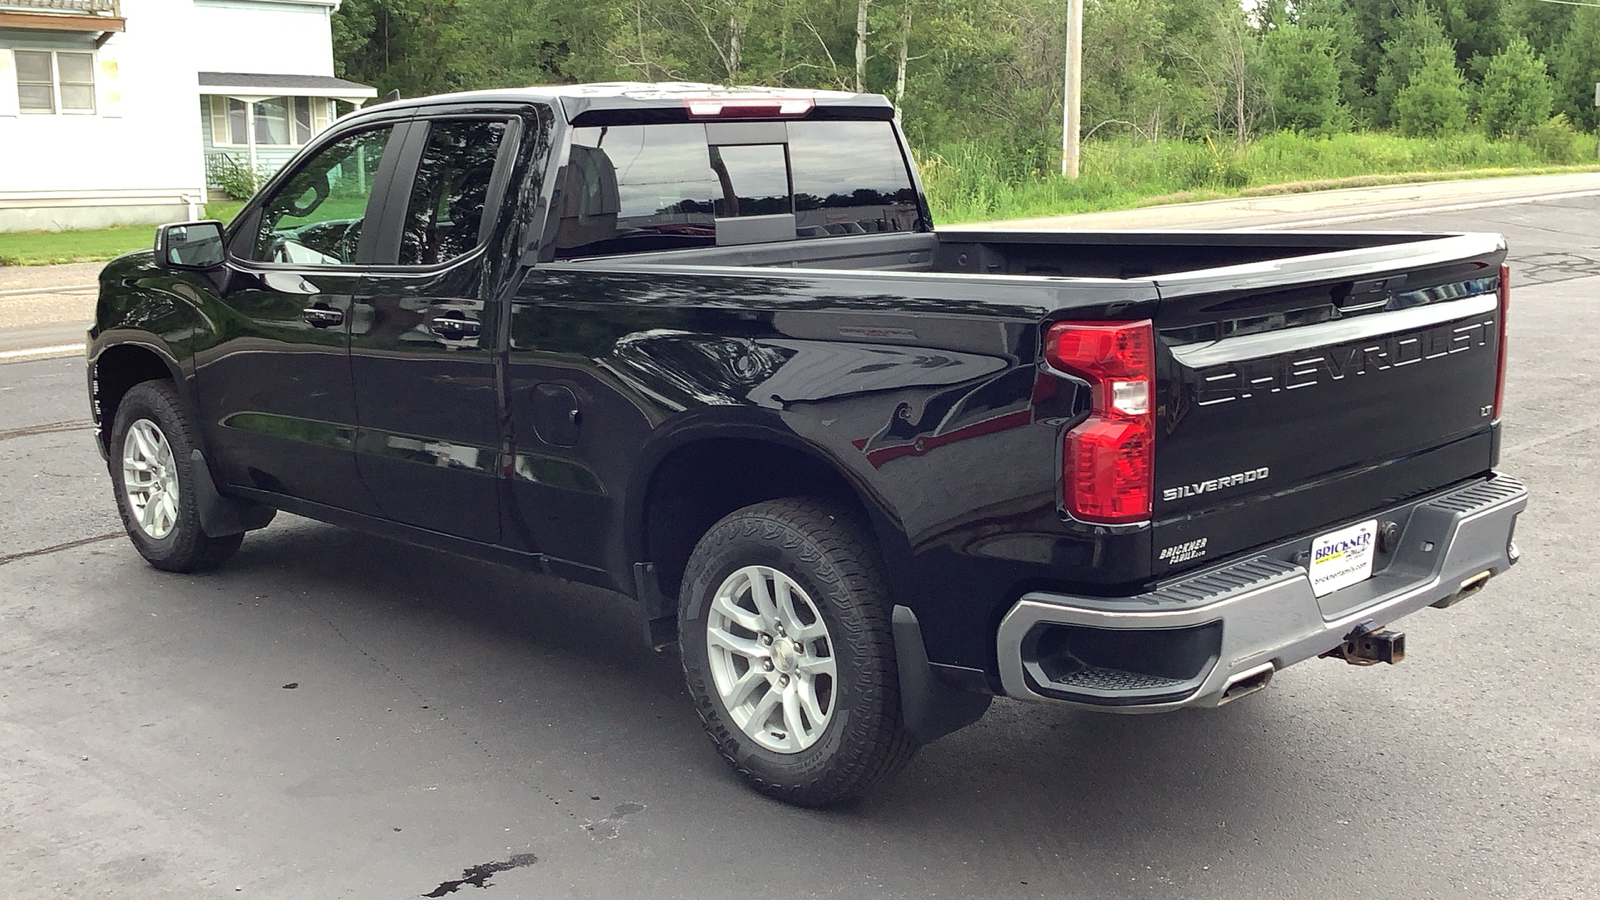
[1320,621,1405,666]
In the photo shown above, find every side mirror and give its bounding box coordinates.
[155,220,226,269]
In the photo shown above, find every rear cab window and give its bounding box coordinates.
[553,119,923,259]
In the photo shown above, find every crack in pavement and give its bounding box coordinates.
[0,420,94,441]
[0,532,123,567]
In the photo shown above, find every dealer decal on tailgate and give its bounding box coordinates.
[1309,520,1378,597]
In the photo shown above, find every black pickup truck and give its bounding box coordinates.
[88,83,1525,805]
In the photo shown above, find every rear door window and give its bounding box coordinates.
[553,119,921,259]
[397,118,509,266]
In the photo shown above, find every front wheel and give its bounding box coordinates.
[678,498,916,806]
[109,381,243,572]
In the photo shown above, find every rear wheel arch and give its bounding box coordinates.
[631,431,901,613]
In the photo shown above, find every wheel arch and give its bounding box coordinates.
[626,418,907,617]
[91,339,186,455]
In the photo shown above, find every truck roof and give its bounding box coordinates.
[357,82,896,126]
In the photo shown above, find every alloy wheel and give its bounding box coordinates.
[705,565,837,753]
[122,418,179,540]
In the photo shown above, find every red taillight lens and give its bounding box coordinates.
[1494,263,1510,421]
[1046,320,1154,524]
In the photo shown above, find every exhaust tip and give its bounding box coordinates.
[1218,664,1274,705]
[1431,570,1493,609]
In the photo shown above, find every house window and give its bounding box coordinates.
[15,50,96,115]
[214,96,325,146]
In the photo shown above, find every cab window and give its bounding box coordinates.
[251,126,394,266]
[554,120,922,259]
[397,119,509,266]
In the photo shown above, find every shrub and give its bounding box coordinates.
[207,154,269,200]
[1522,114,1587,164]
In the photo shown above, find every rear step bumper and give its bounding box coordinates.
[996,474,1526,712]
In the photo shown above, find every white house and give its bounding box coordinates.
[0,0,374,232]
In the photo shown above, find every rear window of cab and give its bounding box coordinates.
[552,120,923,258]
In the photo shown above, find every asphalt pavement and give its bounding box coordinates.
[2,184,1598,899]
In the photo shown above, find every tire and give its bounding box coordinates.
[678,498,916,806]
[108,380,243,573]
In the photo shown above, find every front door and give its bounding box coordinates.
[347,115,516,543]
[195,122,404,513]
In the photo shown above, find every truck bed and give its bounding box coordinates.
[575,227,1462,280]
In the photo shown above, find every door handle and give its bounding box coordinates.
[301,306,344,328]
[430,315,481,339]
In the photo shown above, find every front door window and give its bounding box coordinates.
[251,127,393,266]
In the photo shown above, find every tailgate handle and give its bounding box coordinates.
[1337,276,1404,313]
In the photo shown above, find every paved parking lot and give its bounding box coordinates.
[2,187,1597,898]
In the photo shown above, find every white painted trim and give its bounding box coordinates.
[194,0,339,9]
[0,189,204,208]
[0,50,17,117]
[200,85,377,100]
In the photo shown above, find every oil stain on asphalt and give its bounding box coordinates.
[422,853,538,897]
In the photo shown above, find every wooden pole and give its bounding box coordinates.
[1061,0,1083,178]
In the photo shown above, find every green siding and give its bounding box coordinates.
[199,97,315,192]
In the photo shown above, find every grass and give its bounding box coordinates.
[921,128,1600,223]
[0,200,246,266]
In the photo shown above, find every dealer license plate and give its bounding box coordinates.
[1308,519,1378,598]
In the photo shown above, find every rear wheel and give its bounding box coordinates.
[678,498,916,806]
[109,381,243,572]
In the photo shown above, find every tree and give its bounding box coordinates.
[1392,39,1469,137]
[1374,2,1453,128]
[1290,0,1368,124]
[1429,0,1510,79]
[1080,0,1172,140]
[1259,25,1349,134]
[1553,8,1600,131]
[1479,36,1555,137]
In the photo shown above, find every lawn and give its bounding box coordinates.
[0,200,245,266]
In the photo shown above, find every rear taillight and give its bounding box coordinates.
[1494,263,1510,421]
[1045,320,1154,524]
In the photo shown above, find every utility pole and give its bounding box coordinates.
[1061,0,1083,178]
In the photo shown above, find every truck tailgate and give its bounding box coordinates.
[1150,233,1507,579]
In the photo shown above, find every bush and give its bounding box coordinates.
[207,154,269,200]
[1393,41,1469,138]
[1479,37,1556,138]
[1523,115,1587,164]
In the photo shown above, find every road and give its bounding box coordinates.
[2,190,1598,899]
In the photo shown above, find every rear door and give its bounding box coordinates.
[1150,234,1507,578]
[347,113,519,544]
